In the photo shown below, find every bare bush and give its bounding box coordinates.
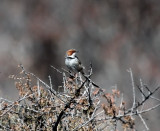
[0,64,160,131]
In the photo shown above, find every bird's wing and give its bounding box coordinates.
[75,56,85,70]
[75,56,81,65]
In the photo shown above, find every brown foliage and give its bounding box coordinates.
[0,65,160,130]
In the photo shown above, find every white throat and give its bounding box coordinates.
[68,52,76,58]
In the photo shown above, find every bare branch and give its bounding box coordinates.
[1,65,160,131]
[138,114,149,130]
[127,68,136,116]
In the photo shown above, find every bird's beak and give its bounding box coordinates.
[76,50,79,53]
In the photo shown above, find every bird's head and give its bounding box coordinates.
[66,49,78,57]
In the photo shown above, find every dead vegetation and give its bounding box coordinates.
[0,64,160,131]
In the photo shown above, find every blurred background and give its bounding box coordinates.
[0,0,160,130]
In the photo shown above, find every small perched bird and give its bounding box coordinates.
[65,49,84,75]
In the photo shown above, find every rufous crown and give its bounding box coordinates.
[66,49,77,56]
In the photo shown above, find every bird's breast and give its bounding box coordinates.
[65,58,79,67]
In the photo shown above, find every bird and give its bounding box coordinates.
[65,49,84,75]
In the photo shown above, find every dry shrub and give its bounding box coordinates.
[0,65,160,131]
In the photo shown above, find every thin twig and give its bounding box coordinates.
[50,65,63,74]
[138,113,149,130]
[128,68,136,116]
[37,79,40,99]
